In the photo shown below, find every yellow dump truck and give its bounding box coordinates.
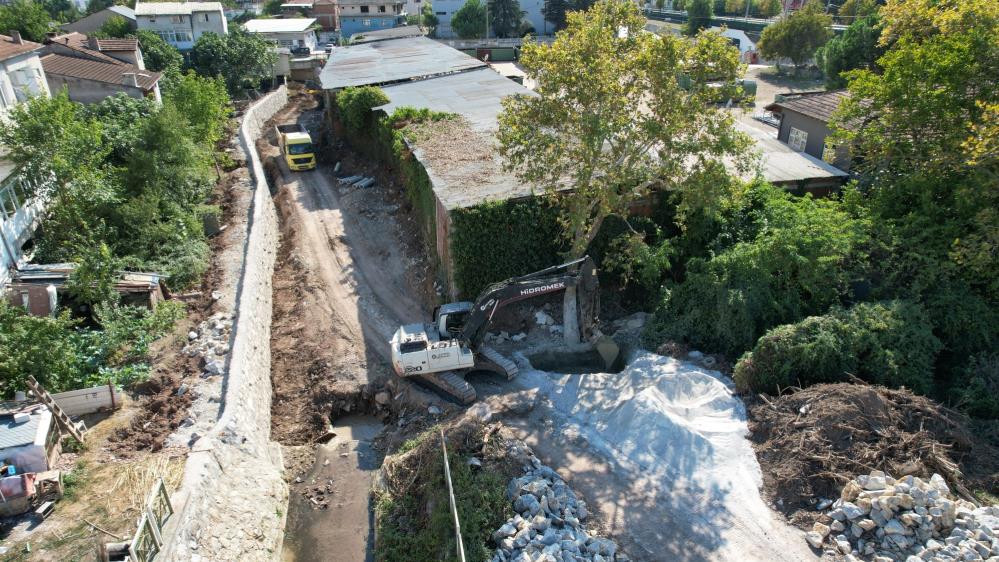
[275,123,316,171]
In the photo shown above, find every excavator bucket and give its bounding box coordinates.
[593,335,621,371]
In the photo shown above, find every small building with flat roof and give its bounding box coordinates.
[0,403,58,474]
[244,18,318,51]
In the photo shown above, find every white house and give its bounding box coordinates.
[244,18,319,51]
[0,33,49,289]
[135,2,228,51]
[432,0,550,38]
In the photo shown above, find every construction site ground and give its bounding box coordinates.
[0,129,254,561]
[266,94,820,562]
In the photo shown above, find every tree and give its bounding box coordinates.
[95,14,133,38]
[832,0,999,301]
[489,0,525,37]
[498,0,751,260]
[163,72,232,148]
[451,0,487,38]
[836,0,877,23]
[137,30,183,75]
[188,29,277,95]
[262,0,284,15]
[67,241,122,307]
[40,0,80,24]
[815,14,881,89]
[543,0,572,30]
[421,1,439,36]
[757,0,832,70]
[0,0,52,42]
[758,0,780,18]
[85,0,113,15]
[684,0,712,35]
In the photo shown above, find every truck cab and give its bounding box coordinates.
[276,124,317,171]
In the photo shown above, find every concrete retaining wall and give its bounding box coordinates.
[158,86,289,562]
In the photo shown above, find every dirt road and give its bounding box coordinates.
[267,99,441,562]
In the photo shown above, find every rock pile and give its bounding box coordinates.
[491,459,625,562]
[183,312,233,377]
[806,470,999,561]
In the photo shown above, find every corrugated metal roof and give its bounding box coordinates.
[96,38,139,51]
[319,36,486,90]
[765,90,849,124]
[349,25,422,44]
[734,121,848,184]
[0,34,43,63]
[107,5,136,19]
[134,2,225,16]
[0,408,50,451]
[244,18,316,33]
[41,53,161,90]
[379,68,539,210]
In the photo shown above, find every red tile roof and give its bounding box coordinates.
[40,53,160,90]
[0,33,43,63]
[45,32,127,65]
[765,90,849,124]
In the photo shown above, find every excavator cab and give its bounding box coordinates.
[434,301,473,338]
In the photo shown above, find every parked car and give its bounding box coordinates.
[324,43,335,54]
[290,46,311,56]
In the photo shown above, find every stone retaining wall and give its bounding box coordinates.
[158,86,289,562]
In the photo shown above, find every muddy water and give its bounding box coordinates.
[282,415,385,562]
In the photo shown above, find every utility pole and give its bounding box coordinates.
[485,0,490,39]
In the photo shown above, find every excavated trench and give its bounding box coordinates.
[526,346,627,374]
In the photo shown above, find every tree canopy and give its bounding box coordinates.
[498,0,751,258]
[188,29,277,95]
[815,14,882,89]
[489,0,526,37]
[757,0,832,69]
[451,0,487,38]
[95,14,133,38]
[684,0,713,35]
[421,1,439,35]
[136,30,184,78]
[0,0,52,42]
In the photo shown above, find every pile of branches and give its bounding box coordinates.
[747,382,977,524]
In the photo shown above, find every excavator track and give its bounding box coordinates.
[477,346,519,380]
[416,371,477,405]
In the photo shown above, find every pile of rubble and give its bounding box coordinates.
[806,470,999,561]
[491,459,624,562]
[183,312,233,377]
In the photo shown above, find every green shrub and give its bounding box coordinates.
[953,353,999,419]
[0,300,185,397]
[643,183,870,357]
[337,86,390,135]
[734,300,942,395]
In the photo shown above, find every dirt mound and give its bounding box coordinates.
[748,382,984,525]
[110,371,194,454]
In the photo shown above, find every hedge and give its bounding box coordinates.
[450,198,564,298]
[733,300,942,395]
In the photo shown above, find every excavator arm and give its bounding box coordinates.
[459,256,597,349]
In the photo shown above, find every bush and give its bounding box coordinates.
[643,183,870,357]
[953,353,999,419]
[0,300,185,397]
[734,300,942,395]
[337,86,390,135]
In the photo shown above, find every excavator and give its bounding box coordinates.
[390,257,603,404]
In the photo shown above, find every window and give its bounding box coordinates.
[171,15,183,23]
[399,340,427,354]
[0,183,19,218]
[19,292,29,313]
[436,10,446,14]
[204,12,210,21]
[278,39,294,46]
[362,18,371,25]
[788,127,808,152]
[378,5,385,11]
[360,5,369,12]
